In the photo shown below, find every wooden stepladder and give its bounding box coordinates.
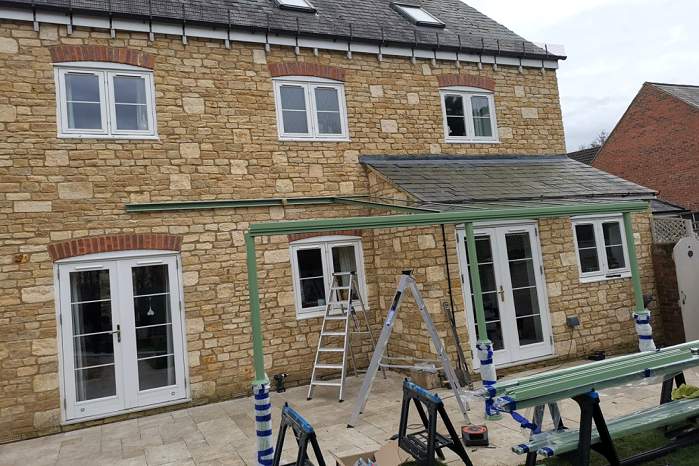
[307,272,380,402]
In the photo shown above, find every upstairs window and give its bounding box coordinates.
[273,77,349,141]
[54,64,157,139]
[392,3,445,28]
[440,88,498,143]
[274,0,316,13]
[572,216,631,282]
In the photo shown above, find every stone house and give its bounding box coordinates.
[0,0,659,442]
[593,82,699,228]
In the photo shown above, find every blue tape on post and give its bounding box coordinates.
[502,396,517,411]
[259,448,274,457]
[256,429,273,437]
[256,414,272,422]
[517,444,530,453]
[255,403,271,411]
[639,335,653,340]
[480,358,493,365]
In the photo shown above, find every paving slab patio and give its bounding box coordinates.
[1,364,697,466]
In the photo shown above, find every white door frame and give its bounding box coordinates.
[55,250,189,423]
[455,221,554,368]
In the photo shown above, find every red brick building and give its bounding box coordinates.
[594,82,699,223]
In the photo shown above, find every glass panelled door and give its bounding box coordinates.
[457,224,553,366]
[58,254,186,421]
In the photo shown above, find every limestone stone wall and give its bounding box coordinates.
[0,17,589,442]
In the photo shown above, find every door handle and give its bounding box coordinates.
[498,285,505,302]
[112,324,121,343]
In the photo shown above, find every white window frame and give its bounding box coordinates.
[439,86,499,143]
[289,236,367,319]
[272,76,349,141]
[53,250,189,424]
[392,3,445,28]
[54,62,158,139]
[571,215,631,283]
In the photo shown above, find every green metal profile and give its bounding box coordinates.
[125,196,338,212]
[125,195,433,213]
[246,233,268,385]
[249,201,648,237]
[464,223,488,342]
[623,211,645,313]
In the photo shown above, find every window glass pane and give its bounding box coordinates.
[447,117,466,137]
[575,224,597,249]
[65,73,102,130]
[282,110,309,134]
[602,222,623,245]
[70,269,111,303]
[73,333,115,368]
[280,85,306,110]
[297,249,323,278]
[297,248,326,309]
[517,316,544,346]
[314,87,339,111]
[317,112,342,134]
[114,75,147,104]
[133,264,168,295]
[579,248,600,273]
[606,245,626,270]
[332,245,358,299]
[475,236,493,262]
[509,261,536,289]
[472,96,493,137]
[72,301,113,335]
[115,104,149,131]
[67,102,102,130]
[66,73,100,102]
[75,365,116,401]
[505,233,532,261]
[444,95,464,116]
[399,5,442,24]
[138,355,175,391]
[136,325,174,359]
[513,287,540,318]
[486,322,504,350]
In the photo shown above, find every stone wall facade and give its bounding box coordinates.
[0,18,655,444]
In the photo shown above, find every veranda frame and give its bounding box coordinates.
[245,201,649,384]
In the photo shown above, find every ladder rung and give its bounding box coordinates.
[318,347,344,352]
[330,286,351,291]
[321,332,345,336]
[314,364,343,370]
[351,331,370,335]
[325,315,347,320]
[311,381,342,387]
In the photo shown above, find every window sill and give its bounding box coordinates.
[296,309,326,320]
[62,396,191,425]
[279,136,351,143]
[57,133,160,141]
[444,138,500,144]
[579,271,631,284]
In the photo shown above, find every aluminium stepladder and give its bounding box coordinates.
[307,271,381,402]
[348,270,470,427]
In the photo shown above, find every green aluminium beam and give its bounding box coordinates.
[125,195,431,213]
[248,201,649,236]
[623,212,645,313]
[246,233,268,385]
[246,199,649,386]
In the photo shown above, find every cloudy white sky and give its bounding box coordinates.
[465,0,699,151]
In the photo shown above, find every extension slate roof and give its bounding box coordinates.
[361,155,656,206]
[650,83,699,110]
[1,0,564,61]
[566,147,600,165]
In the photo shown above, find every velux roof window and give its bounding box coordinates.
[391,3,445,28]
[274,0,317,13]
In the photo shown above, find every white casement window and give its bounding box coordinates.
[273,77,349,141]
[54,63,157,139]
[440,87,499,143]
[572,216,631,283]
[289,236,367,318]
[55,251,188,422]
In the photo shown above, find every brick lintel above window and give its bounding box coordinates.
[49,45,156,69]
[48,233,182,261]
[437,74,495,92]
[268,62,346,82]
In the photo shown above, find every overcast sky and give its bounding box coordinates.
[465,0,699,151]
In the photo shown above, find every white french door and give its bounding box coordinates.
[57,253,187,421]
[456,223,553,366]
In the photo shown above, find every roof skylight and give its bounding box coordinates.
[274,0,317,13]
[391,3,445,28]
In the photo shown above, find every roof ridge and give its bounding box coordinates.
[360,154,569,163]
[647,81,699,89]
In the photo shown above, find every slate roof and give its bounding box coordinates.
[361,155,655,205]
[1,0,564,60]
[566,147,599,165]
[650,83,699,110]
